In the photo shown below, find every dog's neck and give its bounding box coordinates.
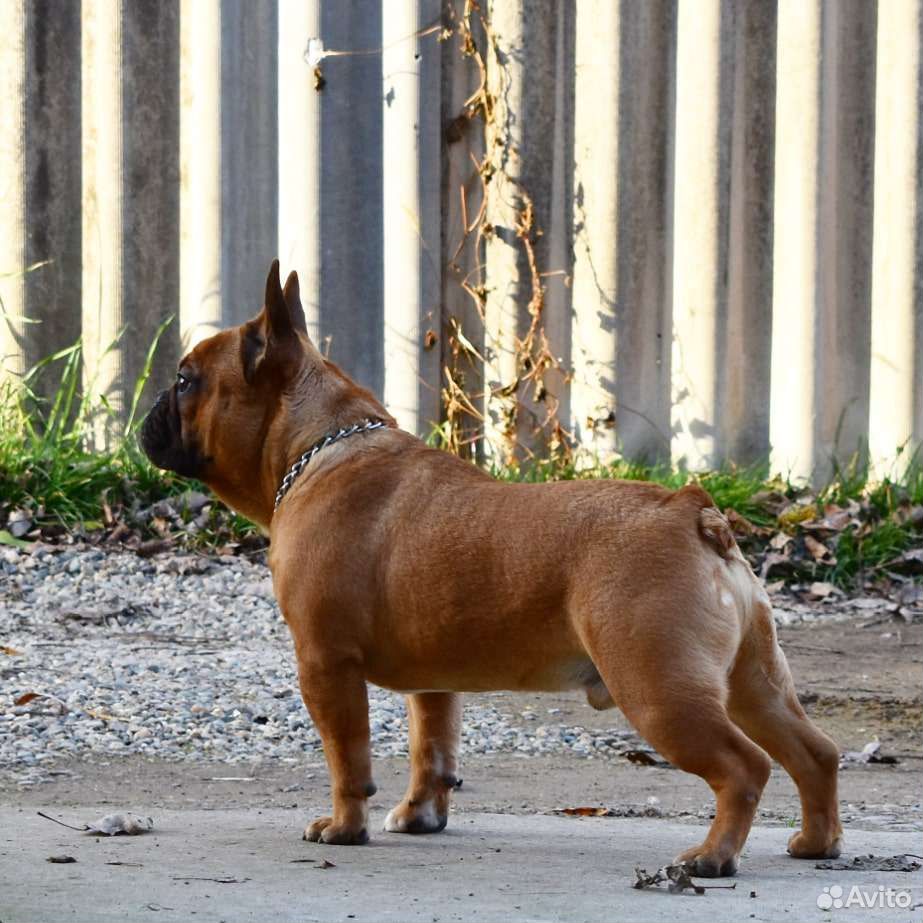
[258,358,396,526]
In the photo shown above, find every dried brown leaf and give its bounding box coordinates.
[557,806,614,817]
[804,535,833,562]
[808,581,837,599]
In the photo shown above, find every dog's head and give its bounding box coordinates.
[141,259,364,525]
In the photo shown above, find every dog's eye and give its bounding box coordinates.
[176,372,193,394]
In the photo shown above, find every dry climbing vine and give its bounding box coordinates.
[439,0,572,467]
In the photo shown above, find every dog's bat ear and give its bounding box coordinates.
[282,270,308,335]
[242,260,303,384]
[264,259,293,339]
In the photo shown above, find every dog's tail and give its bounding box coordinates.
[667,483,739,560]
[698,505,738,560]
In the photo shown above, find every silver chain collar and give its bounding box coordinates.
[273,418,386,511]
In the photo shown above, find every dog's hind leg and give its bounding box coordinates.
[298,660,375,845]
[616,691,770,876]
[384,692,462,834]
[727,602,843,860]
[578,604,770,876]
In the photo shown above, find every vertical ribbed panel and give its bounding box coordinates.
[81,0,126,440]
[772,0,877,483]
[571,0,675,463]
[0,1,27,381]
[721,0,776,466]
[870,0,922,476]
[278,0,321,343]
[671,0,726,470]
[181,0,276,349]
[382,1,442,435]
[83,0,180,443]
[221,0,278,325]
[121,1,180,403]
[306,0,386,397]
[0,1,82,392]
[770,0,821,480]
[180,0,222,348]
[813,1,876,481]
[571,0,619,455]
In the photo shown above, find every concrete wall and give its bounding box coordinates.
[0,0,920,480]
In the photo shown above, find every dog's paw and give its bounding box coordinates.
[303,816,369,845]
[787,829,843,860]
[674,844,739,878]
[383,799,447,835]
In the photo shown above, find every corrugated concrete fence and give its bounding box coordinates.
[1,0,920,482]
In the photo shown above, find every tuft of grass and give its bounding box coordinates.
[0,326,258,549]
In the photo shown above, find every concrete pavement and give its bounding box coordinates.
[2,807,920,923]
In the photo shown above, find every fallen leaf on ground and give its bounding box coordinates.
[37,810,153,835]
[841,741,899,765]
[760,552,797,581]
[46,855,76,864]
[779,504,817,527]
[802,507,853,533]
[170,876,250,884]
[14,691,68,714]
[724,509,771,538]
[88,813,153,835]
[136,539,174,558]
[633,863,737,895]
[318,859,336,869]
[804,535,834,563]
[808,581,837,599]
[556,806,614,817]
[816,854,920,872]
[888,548,923,575]
[624,749,670,767]
[769,531,793,550]
[1,645,22,655]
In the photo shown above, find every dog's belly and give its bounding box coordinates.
[365,654,602,697]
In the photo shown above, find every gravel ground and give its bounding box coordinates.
[1,545,648,784]
[0,543,906,787]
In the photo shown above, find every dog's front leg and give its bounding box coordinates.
[297,659,375,845]
[384,692,462,835]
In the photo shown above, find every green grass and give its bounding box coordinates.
[1,342,921,588]
[0,327,255,547]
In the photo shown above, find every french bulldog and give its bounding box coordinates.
[140,260,842,876]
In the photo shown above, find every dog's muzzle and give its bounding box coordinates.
[139,389,204,478]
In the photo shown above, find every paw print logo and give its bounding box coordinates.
[817,885,844,909]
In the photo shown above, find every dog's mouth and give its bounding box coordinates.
[140,389,207,479]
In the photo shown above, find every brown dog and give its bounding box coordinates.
[141,260,842,876]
